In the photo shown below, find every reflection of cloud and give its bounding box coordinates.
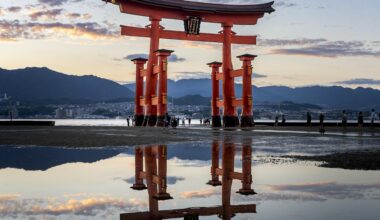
[267,182,380,200]
[0,194,20,202]
[37,0,84,7]
[173,158,210,167]
[0,195,147,218]
[180,188,219,199]
[123,176,185,185]
[235,192,326,202]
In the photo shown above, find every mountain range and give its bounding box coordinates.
[1,67,379,109]
[0,67,133,104]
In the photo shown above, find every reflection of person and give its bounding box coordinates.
[281,114,286,125]
[307,112,312,126]
[126,116,130,127]
[342,110,347,128]
[358,112,364,128]
[274,115,279,126]
[319,113,325,133]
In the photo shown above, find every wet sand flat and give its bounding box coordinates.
[0,125,379,147]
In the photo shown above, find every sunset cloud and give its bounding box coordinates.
[29,9,64,21]
[180,188,219,199]
[38,0,84,7]
[0,19,119,41]
[266,39,380,58]
[122,53,186,62]
[335,78,380,86]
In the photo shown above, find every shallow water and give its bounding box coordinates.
[0,135,379,220]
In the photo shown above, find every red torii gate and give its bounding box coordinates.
[103,0,275,128]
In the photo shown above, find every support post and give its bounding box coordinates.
[238,137,256,195]
[132,58,148,126]
[208,61,223,128]
[222,23,239,128]
[238,54,257,128]
[131,147,147,190]
[144,17,161,127]
[155,49,174,127]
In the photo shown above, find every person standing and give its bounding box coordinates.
[370,109,376,128]
[281,114,286,126]
[126,116,130,127]
[342,110,348,128]
[274,115,279,127]
[188,117,192,126]
[358,112,364,128]
[319,113,325,133]
[307,112,312,126]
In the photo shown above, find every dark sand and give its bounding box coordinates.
[283,150,380,170]
[0,125,379,147]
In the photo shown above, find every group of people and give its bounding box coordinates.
[307,109,380,130]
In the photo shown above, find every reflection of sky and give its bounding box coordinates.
[0,140,380,219]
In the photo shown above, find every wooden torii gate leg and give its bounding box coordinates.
[132,58,148,127]
[144,17,161,127]
[222,23,239,128]
[238,54,257,128]
[156,49,174,127]
[208,62,223,128]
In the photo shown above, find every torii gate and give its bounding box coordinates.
[103,0,275,128]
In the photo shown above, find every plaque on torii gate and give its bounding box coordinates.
[103,0,275,128]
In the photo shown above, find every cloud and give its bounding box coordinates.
[122,53,186,63]
[253,73,267,78]
[267,182,380,200]
[268,40,380,58]
[174,71,211,79]
[335,78,380,85]
[29,9,64,21]
[0,19,118,41]
[258,38,327,47]
[66,12,81,19]
[37,0,84,6]
[7,6,22,13]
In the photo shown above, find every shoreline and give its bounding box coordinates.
[0,125,379,147]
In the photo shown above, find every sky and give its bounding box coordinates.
[0,0,380,88]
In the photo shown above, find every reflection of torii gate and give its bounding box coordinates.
[103,0,274,128]
[122,139,256,220]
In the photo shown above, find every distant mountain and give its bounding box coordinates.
[0,67,133,104]
[126,79,380,110]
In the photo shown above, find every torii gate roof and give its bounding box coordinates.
[105,0,275,25]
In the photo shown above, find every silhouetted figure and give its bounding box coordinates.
[188,117,192,126]
[319,113,325,134]
[182,118,185,126]
[274,115,279,126]
[126,116,130,127]
[358,112,364,128]
[342,110,348,128]
[307,112,312,126]
[177,117,180,125]
[370,109,376,128]
[165,113,171,127]
[281,114,286,126]
[200,118,203,125]
[171,118,177,128]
